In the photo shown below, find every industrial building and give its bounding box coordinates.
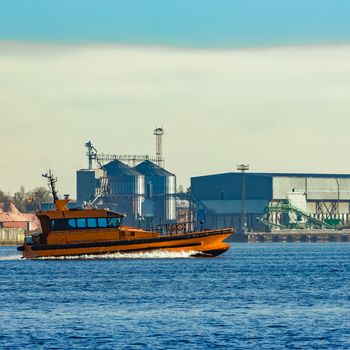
[76,129,177,227]
[191,172,350,234]
[135,160,176,225]
[77,160,176,227]
[76,128,350,238]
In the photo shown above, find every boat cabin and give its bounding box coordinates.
[32,199,125,244]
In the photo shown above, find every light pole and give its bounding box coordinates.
[335,178,340,218]
[237,164,249,233]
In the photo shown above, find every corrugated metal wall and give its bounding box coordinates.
[191,173,273,200]
[273,177,306,199]
[273,176,350,201]
[134,160,176,223]
[307,178,350,200]
[77,169,104,204]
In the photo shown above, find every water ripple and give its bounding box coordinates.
[1,243,349,349]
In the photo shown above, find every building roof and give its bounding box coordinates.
[134,160,174,177]
[191,171,350,201]
[104,160,142,177]
[0,203,40,231]
[192,172,350,180]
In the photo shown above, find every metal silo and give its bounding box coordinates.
[103,160,144,225]
[134,160,176,224]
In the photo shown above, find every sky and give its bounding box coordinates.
[1,1,350,197]
[1,0,350,47]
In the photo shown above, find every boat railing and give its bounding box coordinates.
[143,221,205,235]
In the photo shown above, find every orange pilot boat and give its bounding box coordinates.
[18,172,234,259]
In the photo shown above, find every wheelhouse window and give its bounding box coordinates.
[77,218,86,228]
[68,219,76,228]
[50,216,122,231]
[87,218,97,228]
[51,218,79,231]
[107,217,121,228]
[98,218,107,228]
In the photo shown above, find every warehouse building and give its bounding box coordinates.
[191,172,350,233]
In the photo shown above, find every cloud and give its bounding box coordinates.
[1,42,350,195]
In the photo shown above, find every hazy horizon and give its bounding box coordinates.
[1,1,350,198]
[1,42,350,197]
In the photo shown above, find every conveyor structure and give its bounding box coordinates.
[261,200,341,230]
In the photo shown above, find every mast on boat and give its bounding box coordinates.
[42,170,58,202]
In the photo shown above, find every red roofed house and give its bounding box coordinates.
[0,202,40,232]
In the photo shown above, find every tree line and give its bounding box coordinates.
[0,186,52,213]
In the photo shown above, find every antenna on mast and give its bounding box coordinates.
[42,170,58,201]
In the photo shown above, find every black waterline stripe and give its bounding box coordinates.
[32,242,201,252]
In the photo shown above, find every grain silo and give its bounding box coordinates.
[103,160,144,225]
[134,160,176,224]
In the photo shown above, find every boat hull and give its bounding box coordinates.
[18,229,233,259]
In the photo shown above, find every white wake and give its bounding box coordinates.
[0,254,22,261]
[36,250,197,260]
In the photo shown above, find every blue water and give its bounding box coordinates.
[1,244,350,349]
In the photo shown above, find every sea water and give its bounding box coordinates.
[1,243,349,349]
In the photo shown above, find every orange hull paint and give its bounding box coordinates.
[20,230,233,259]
